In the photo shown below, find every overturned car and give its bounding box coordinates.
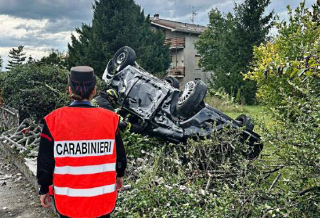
[100,46,263,158]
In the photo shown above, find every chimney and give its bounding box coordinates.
[154,14,159,20]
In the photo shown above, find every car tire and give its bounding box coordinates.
[165,76,180,89]
[236,114,254,131]
[176,80,207,117]
[113,46,136,72]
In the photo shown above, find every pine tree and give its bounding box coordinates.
[67,0,170,78]
[6,45,26,70]
[196,0,274,104]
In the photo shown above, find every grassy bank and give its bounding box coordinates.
[205,96,275,134]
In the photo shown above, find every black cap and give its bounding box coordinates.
[68,66,97,97]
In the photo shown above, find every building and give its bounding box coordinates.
[150,14,212,86]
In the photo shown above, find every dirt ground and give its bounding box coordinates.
[0,153,55,218]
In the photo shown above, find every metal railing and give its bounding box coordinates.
[165,37,185,49]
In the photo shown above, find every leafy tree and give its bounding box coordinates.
[67,0,170,78]
[6,45,26,70]
[196,0,274,104]
[246,1,320,113]
[38,49,67,69]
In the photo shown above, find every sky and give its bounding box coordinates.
[0,0,316,69]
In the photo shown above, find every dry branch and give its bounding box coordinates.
[263,166,284,174]
[268,173,282,192]
[299,186,320,196]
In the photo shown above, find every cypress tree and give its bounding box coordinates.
[67,0,170,78]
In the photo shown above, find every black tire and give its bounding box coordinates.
[113,46,136,72]
[165,76,180,89]
[235,114,254,131]
[176,80,207,117]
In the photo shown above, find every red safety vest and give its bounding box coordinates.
[45,106,119,218]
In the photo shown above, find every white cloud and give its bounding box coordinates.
[137,0,244,25]
[0,15,76,69]
[35,31,72,43]
[0,0,93,21]
[0,15,48,39]
[152,0,245,25]
[0,47,11,70]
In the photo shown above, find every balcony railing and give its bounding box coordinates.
[167,66,185,77]
[165,37,185,49]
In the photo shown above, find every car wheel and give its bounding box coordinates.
[113,46,136,72]
[235,114,254,131]
[165,76,180,89]
[176,80,207,117]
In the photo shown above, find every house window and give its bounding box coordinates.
[195,55,201,70]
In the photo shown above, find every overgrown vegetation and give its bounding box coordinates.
[117,129,267,217]
[247,1,320,216]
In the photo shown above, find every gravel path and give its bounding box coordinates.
[0,153,55,218]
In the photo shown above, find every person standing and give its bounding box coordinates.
[37,66,126,218]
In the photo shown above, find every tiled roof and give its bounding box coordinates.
[150,17,207,34]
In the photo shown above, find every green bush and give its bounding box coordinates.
[2,64,70,122]
[1,63,109,123]
[244,1,320,216]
